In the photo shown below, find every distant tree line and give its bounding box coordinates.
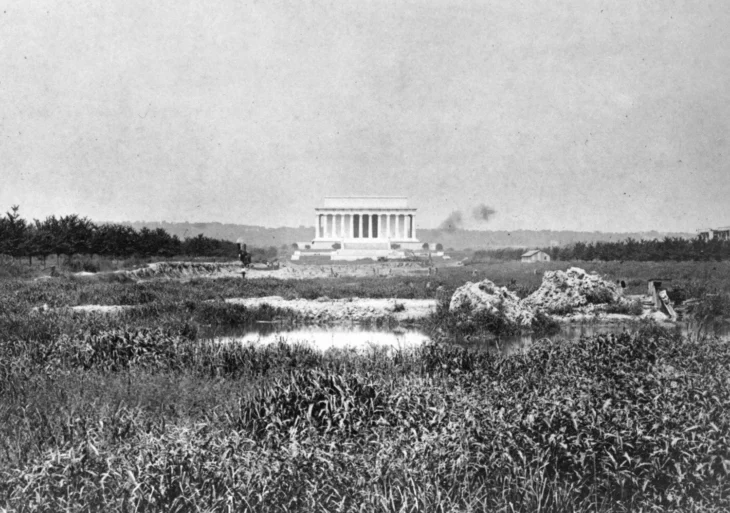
[548,237,730,262]
[0,206,277,264]
[472,237,730,262]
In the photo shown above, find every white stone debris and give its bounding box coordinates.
[521,267,621,314]
[449,279,535,327]
[449,267,649,326]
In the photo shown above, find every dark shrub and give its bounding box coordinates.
[585,287,615,304]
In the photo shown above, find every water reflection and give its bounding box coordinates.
[210,321,728,355]
[214,324,430,352]
[472,323,640,356]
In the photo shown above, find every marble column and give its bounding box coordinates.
[411,215,416,240]
[386,213,391,239]
[361,213,366,239]
[315,215,320,239]
[349,214,354,239]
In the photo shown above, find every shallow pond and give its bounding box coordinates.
[207,321,713,356]
[214,324,430,352]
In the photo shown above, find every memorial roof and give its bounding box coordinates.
[319,197,413,210]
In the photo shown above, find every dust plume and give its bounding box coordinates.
[438,211,464,232]
[436,204,497,233]
[472,204,496,222]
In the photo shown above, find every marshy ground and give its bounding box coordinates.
[1,259,729,511]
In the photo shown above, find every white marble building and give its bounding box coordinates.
[309,196,424,253]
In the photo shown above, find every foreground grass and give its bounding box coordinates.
[1,264,729,511]
[1,322,729,512]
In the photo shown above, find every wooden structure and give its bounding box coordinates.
[648,279,677,320]
[521,250,550,263]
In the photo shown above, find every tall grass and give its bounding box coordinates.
[1,322,728,511]
[1,263,730,511]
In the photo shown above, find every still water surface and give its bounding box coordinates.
[209,322,692,356]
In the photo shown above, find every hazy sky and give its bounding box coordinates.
[2,0,729,232]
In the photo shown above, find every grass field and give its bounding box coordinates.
[7,259,730,305]
[1,260,729,511]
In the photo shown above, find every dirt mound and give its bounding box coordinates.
[288,262,429,279]
[116,261,430,281]
[522,267,622,314]
[225,297,437,322]
[449,279,535,327]
[122,262,242,280]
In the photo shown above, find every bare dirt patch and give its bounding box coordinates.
[224,296,438,322]
[90,261,435,281]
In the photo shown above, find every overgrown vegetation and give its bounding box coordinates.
[1,314,728,510]
[1,263,730,510]
[425,300,561,340]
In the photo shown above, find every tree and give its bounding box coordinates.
[0,206,28,261]
[28,217,56,266]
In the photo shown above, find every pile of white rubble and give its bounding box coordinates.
[450,267,631,324]
[449,279,535,327]
[522,267,622,313]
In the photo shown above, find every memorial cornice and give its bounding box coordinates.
[315,208,417,212]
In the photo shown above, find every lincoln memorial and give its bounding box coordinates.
[310,196,424,252]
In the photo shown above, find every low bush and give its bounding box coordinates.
[530,310,561,335]
[604,298,644,316]
[686,292,730,338]
[585,286,616,305]
[426,300,522,341]
[0,259,33,280]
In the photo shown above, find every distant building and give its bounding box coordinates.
[697,226,730,241]
[298,196,427,261]
[521,249,550,263]
[311,196,423,249]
